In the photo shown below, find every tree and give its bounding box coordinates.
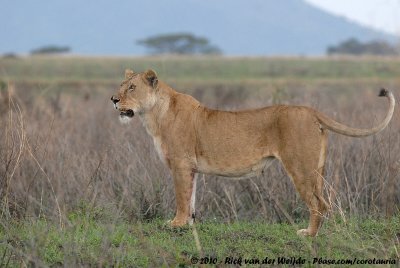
[327,38,398,56]
[30,45,71,55]
[137,33,222,55]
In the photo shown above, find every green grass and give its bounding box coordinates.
[2,55,399,102]
[0,214,398,267]
[2,56,400,84]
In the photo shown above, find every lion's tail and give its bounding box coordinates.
[316,89,395,137]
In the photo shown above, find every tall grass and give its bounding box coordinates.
[0,58,399,225]
[0,56,399,266]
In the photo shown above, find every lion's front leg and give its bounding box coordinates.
[170,168,196,227]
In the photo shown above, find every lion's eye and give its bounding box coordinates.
[128,84,136,91]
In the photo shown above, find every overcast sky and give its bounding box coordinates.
[305,0,400,35]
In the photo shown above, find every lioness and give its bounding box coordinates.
[111,69,395,236]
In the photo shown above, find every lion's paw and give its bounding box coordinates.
[297,228,317,237]
[170,218,187,227]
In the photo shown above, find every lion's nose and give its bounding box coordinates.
[111,96,120,104]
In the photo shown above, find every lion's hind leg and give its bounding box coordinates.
[279,130,329,237]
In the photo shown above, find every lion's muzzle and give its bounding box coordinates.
[120,109,134,118]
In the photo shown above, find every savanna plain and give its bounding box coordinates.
[0,56,399,267]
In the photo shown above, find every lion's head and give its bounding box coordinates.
[111,69,158,123]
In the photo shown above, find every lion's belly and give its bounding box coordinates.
[197,155,276,178]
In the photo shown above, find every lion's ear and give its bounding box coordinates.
[143,69,158,88]
[125,69,135,79]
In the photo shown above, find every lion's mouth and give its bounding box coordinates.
[120,109,134,118]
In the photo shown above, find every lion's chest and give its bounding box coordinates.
[152,136,167,163]
[140,116,168,164]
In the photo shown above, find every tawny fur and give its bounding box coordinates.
[112,69,395,237]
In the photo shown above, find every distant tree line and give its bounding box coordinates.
[1,45,72,58]
[327,38,399,56]
[137,33,222,55]
[30,45,71,55]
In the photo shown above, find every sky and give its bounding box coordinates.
[1,0,398,55]
[305,0,400,35]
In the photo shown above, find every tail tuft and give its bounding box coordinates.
[378,88,389,97]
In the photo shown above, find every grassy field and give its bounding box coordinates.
[0,56,399,266]
[2,56,400,93]
[1,212,399,267]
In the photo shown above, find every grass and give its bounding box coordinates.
[2,55,400,84]
[2,55,400,108]
[0,55,399,266]
[0,212,399,267]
